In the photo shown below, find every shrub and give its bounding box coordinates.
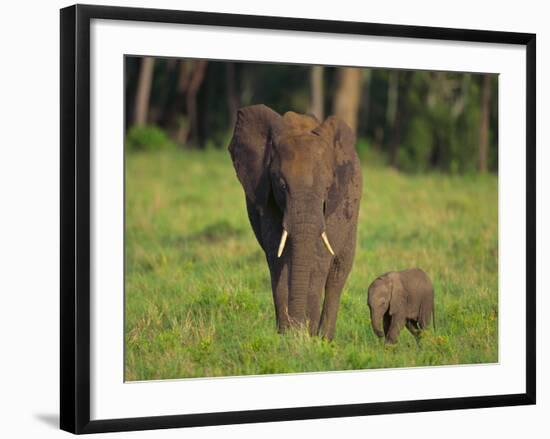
[125,125,176,152]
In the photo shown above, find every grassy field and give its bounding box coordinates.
[125,148,498,381]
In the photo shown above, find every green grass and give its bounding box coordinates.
[125,148,498,381]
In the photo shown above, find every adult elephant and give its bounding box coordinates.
[228,105,362,340]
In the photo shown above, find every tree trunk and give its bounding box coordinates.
[388,71,412,167]
[163,60,191,134]
[133,57,155,126]
[333,67,362,133]
[226,63,240,130]
[386,70,399,129]
[176,60,208,145]
[479,74,492,173]
[156,59,177,127]
[361,69,372,133]
[388,111,403,167]
[372,126,384,152]
[239,65,254,106]
[309,66,324,121]
[451,73,470,120]
[386,71,400,166]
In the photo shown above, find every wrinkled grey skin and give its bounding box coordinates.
[228,104,362,340]
[367,268,435,344]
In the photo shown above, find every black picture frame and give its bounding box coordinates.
[60,4,536,434]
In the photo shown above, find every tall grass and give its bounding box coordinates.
[125,148,498,380]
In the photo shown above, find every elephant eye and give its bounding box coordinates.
[279,178,287,191]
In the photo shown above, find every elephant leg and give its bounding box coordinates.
[318,237,354,340]
[318,265,348,340]
[268,257,290,333]
[258,200,289,333]
[317,283,343,340]
[385,314,405,344]
[306,268,329,336]
[406,319,422,338]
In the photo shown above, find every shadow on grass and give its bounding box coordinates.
[163,220,247,249]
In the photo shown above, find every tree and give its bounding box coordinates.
[478,74,492,173]
[333,67,362,133]
[175,60,208,145]
[133,57,155,126]
[309,66,324,121]
[226,63,240,130]
[451,73,471,120]
[124,56,499,174]
[360,69,372,132]
[388,71,413,167]
[162,59,192,135]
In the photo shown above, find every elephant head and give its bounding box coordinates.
[367,273,405,338]
[228,104,357,327]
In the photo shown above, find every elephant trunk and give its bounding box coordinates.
[287,225,316,327]
[371,309,385,338]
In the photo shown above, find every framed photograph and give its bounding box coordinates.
[60,4,536,434]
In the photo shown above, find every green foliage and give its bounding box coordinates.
[398,73,492,173]
[448,78,482,174]
[400,116,434,173]
[241,64,310,114]
[126,56,498,173]
[124,149,498,380]
[355,138,371,161]
[125,124,176,152]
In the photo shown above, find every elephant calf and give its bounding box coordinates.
[367,268,435,344]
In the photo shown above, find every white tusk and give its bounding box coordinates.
[277,229,288,258]
[321,232,335,256]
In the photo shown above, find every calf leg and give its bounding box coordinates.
[383,312,391,337]
[406,319,423,346]
[385,314,405,344]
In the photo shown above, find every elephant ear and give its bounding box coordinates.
[313,116,361,218]
[228,105,282,211]
[388,273,407,317]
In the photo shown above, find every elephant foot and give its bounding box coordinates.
[384,337,398,345]
[277,319,290,334]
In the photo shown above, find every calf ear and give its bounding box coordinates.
[388,274,406,316]
[228,105,282,210]
[313,116,361,218]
